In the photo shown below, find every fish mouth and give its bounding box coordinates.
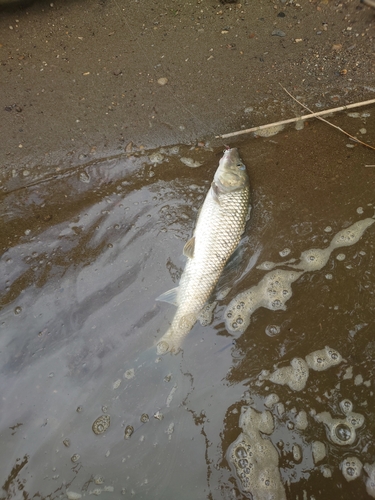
[220,147,241,166]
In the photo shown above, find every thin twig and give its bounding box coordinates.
[361,0,375,8]
[216,98,375,140]
[280,85,375,151]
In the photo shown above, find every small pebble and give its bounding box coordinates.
[272,29,286,37]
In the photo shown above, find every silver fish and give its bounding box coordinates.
[156,147,250,353]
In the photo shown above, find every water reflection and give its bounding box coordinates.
[1,127,375,499]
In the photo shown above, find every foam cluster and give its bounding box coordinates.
[227,407,286,500]
[225,218,374,335]
[314,399,364,446]
[341,457,363,482]
[198,301,217,327]
[260,357,309,392]
[364,462,375,498]
[92,414,110,435]
[295,410,308,430]
[312,441,326,464]
[225,270,303,334]
[305,346,342,371]
[259,346,343,392]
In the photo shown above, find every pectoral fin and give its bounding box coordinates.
[211,182,221,205]
[156,287,179,306]
[183,236,195,259]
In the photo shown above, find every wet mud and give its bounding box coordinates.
[1,109,375,498]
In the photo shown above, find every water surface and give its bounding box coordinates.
[1,117,375,499]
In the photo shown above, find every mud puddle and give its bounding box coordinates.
[1,114,375,499]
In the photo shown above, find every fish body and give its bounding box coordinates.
[157,148,250,353]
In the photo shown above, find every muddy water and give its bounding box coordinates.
[1,115,375,499]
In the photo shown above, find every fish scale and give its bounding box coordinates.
[157,148,250,353]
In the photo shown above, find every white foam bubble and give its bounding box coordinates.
[315,400,364,446]
[67,493,82,500]
[228,407,286,499]
[321,466,332,478]
[364,462,375,498]
[265,324,281,337]
[264,393,280,409]
[124,369,135,379]
[255,124,285,137]
[294,248,331,272]
[292,444,302,462]
[340,399,353,414]
[305,346,342,371]
[312,441,326,464]
[341,456,363,482]
[113,379,121,389]
[179,157,203,168]
[295,410,308,430]
[198,301,217,326]
[276,402,285,416]
[262,357,309,392]
[330,219,374,248]
[149,152,164,164]
[225,270,303,334]
[226,218,374,335]
[256,261,276,271]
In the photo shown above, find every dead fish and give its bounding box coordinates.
[156,147,251,353]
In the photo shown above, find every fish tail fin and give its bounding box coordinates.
[157,313,197,354]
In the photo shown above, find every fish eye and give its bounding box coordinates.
[237,163,245,170]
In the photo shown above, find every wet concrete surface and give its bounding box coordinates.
[1,0,375,499]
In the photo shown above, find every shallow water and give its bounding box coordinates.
[1,117,375,499]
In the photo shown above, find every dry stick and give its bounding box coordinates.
[361,0,375,8]
[216,98,375,141]
[280,85,375,151]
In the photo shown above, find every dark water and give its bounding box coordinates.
[1,116,375,499]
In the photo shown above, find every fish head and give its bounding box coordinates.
[214,148,249,192]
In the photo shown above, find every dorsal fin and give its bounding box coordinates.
[183,236,195,258]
